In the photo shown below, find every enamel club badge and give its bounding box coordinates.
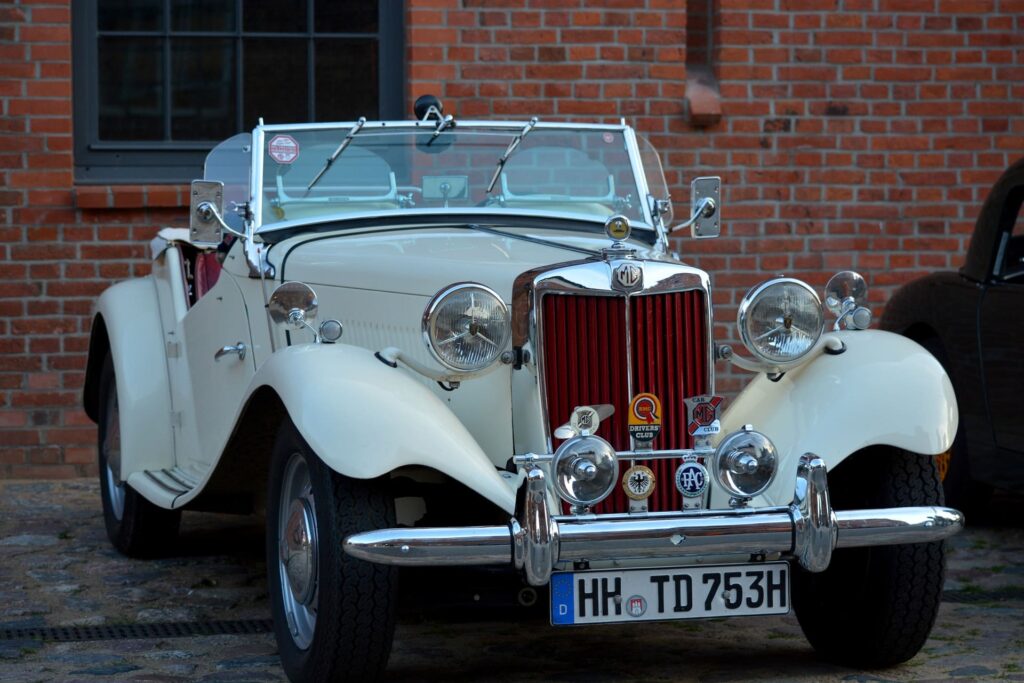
[628,393,662,444]
[622,465,656,501]
[685,395,723,437]
[675,458,709,498]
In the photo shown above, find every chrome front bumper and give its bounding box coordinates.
[343,454,964,586]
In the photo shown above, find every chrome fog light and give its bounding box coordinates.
[552,435,618,507]
[714,427,778,499]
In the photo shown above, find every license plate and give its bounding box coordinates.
[550,562,789,625]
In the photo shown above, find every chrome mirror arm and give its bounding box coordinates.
[670,196,716,232]
[196,201,244,240]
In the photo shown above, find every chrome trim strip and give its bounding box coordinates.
[257,120,631,134]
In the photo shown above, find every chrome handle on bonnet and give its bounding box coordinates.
[214,342,246,362]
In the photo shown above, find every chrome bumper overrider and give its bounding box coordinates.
[343,454,964,586]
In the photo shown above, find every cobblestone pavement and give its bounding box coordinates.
[0,479,1021,683]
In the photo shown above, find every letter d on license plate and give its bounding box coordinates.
[550,563,789,625]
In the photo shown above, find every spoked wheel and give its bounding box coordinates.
[97,353,181,557]
[267,419,398,682]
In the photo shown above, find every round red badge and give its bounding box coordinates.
[268,135,299,164]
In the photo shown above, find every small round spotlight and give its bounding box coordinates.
[552,435,618,507]
[714,428,778,499]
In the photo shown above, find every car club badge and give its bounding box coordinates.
[570,405,600,436]
[675,458,709,498]
[628,393,662,444]
[685,395,723,438]
[622,465,656,501]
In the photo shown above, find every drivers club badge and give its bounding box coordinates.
[628,393,662,444]
[622,465,656,501]
[685,395,723,437]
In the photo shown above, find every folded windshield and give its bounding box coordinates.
[255,125,651,230]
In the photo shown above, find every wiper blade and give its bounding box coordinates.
[306,117,366,192]
[486,117,538,193]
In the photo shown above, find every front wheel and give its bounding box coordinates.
[792,447,946,667]
[267,419,398,682]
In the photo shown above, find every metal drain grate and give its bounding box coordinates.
[0,619,273,642]
[943,587,1024,604]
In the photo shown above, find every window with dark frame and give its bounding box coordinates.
[72,0,404,183]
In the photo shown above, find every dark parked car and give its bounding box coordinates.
[882,157,1024,513]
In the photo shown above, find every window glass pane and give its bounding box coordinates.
[244,1,307,33]
[171,0,236,32]
[244,39,309,127]
[314,39,378,121]
[171,39,237,140]
[315,1,378,33]
[98,0,162,32]
[98,37,164,140]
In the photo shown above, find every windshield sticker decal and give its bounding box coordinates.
[268,135,299,164]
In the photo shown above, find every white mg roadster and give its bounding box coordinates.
[84,98,963,681]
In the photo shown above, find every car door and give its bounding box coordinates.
[978,183,1024,455]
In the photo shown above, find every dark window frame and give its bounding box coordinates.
[72,0,405,184]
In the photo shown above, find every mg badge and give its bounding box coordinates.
[613,262,642,291]
[570,405,600,436]
[675,460,709,498]
[685,395,723,437]
[622,465,656,501]
[626,594,647,618]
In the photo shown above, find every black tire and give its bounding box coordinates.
[917,336,992,517]
[267,419,398,683]
[97,353,181,558]
[792,448,946,667]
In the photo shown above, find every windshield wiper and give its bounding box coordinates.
[306,117,366,192]
[486,117,538,193]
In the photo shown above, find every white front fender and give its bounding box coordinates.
[719,330,958,507]
[248,344,517,514]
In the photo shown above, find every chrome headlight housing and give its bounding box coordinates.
[552,435,619,507]
[737,278,823,364]
[714,428,778,499]
[422,282,511,372]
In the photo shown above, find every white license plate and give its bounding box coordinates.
[550,563,790,625]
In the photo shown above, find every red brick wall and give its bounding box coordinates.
[1,0,1022,476]
[408,0,1024,397]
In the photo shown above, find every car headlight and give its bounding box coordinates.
[552,435,618,507]
[422,282,511,372]
[737,278,823,364]
[714,427,778,498]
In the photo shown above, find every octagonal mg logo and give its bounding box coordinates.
[613,262,643,291]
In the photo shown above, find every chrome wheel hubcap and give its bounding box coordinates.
[277,453,318,649]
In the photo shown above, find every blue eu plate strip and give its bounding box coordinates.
[550,572,575,625]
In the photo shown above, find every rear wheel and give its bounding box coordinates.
[267,419,398,682]
[97,354,181,557]
[792,448,946,667]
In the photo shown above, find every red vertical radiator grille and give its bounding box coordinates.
[540,290,708,514]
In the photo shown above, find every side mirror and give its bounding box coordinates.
[190,180,225,248]
[268,281,319,331]
[669,176,721,238]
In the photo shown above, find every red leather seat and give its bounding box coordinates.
[194,252,222,300]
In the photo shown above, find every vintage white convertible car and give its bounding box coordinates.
[84,98,963,681]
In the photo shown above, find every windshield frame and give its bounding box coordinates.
[247,119,658,235]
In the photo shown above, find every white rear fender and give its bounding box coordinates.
[250,344,517,514]
[719,330,957,507]
[91,278,175,474]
